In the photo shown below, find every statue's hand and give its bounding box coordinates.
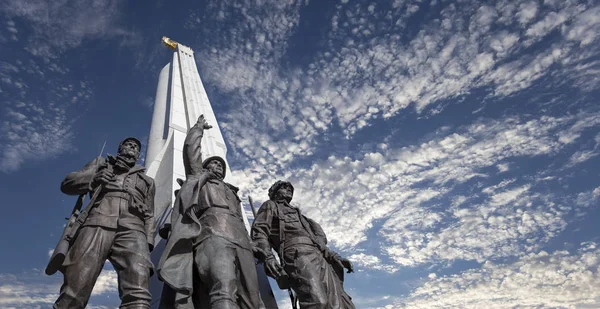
[331,253,354,274]
[341,258,354,273]
[196,114,213,130]
[264,256,284,279]
[92,168,114,187]
[251,243,270,261]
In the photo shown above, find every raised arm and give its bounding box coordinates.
[183,115,213,177]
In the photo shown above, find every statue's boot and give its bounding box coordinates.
[120,305,150,309]
[211,299,239,309]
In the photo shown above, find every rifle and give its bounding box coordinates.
[248,195,257,217]
[45,142,107,276]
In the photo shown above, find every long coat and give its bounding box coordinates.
[156,173,208,309]
[252,200,355,309]
[157,171,251,309]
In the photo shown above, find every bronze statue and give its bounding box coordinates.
[49,137,156,309]
[157,115,263,309]
[252,181,355,309]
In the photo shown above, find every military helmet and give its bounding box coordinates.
[119,137,142,150]
[268,180,294,200]
[202,156,227,178]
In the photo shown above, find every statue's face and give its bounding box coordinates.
[206,159,224,179]
[118,140,140,161]
[277,183,294,202]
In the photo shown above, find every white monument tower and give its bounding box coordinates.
[145,37,279,308]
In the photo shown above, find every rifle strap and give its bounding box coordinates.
[74,194,85,213]
[75,185,104,225]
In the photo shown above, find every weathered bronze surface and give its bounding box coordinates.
[252,181,356,309]
[50,137,156,309]
[157,115,263,309]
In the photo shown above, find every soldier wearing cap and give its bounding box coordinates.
[157,115,263,309]
[54,137,156,309]
[252,181,355,309]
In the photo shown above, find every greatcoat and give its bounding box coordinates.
[157,119,262,309]
[252,200,355,309]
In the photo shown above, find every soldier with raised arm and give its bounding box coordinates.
[157,115,263,309]
[51,137,156,309]
[252,181,355,309]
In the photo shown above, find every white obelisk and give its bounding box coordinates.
[145,37,279,309]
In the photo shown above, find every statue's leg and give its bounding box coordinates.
[193,237,239,309]
[234,247,262,309]
[109,229,153,309]
[284,247,330,309]
[54,226,115,309]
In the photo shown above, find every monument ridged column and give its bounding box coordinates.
[145,36,279,308]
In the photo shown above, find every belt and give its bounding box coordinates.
[99,191,130,199]
[198,205,243,220]
[283,236,316,249]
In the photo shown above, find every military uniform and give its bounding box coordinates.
[252,199,355,309]
[54,155,156,309]
[157,119,262,309]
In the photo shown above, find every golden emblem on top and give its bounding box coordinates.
[162,36,178,50]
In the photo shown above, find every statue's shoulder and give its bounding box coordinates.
[224,182,242,202]
[224,182,239,194]
[140,173,155,185]
[259,200,279,211]
[132,165,154,185]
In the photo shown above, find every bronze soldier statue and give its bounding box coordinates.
[157,115,263,309]
[252,181,355,309]
[51,137,156,309]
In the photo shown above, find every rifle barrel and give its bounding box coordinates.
[248,196,257,217]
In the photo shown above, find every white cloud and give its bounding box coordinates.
[0,272,59,307]
[0,268,119,308]
[91,270,118,296]
[0,47,94,172]
[516,1,539,25]
[566,149,599,168]
[496,163,510,173]
[88,306,117,309]
[0,80,92,172]
[233,112,600,271]
[381,184,567,266]
[0,0,135,59]
[348,253,399,273]
[174,5,600,306]
[402,243,600,308]
[0,0,146,173]
[575,186,600,208]
[188,0,600,173]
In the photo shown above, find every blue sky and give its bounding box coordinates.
[1,0,600,308]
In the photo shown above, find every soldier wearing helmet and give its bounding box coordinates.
[53,137,155,309]
[252,180,356,309]
[157,115,263,309]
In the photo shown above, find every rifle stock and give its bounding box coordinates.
[45,156,106,276]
